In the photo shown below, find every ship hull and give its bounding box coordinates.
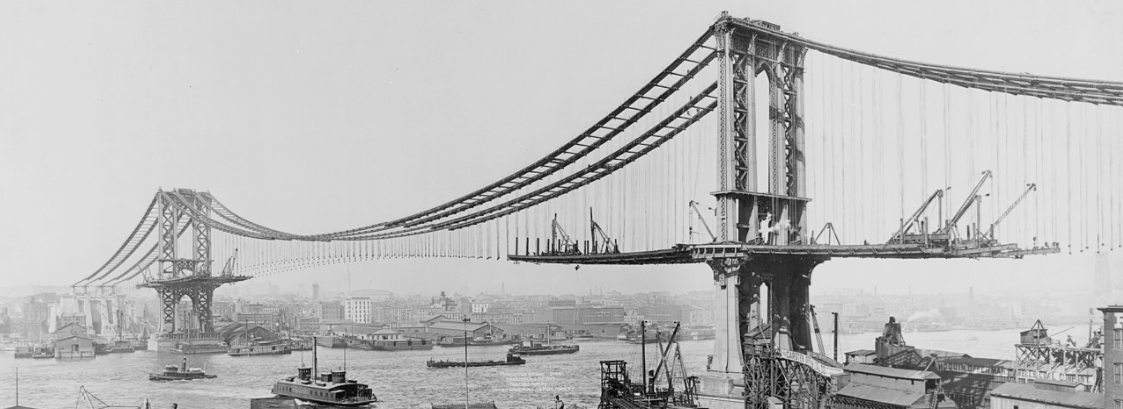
[508,346,579,355]
[427,360,525,368]
[149,374,217,381]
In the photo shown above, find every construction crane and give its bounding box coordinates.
[937,170,992,239]
[589,208,620,254]
[887,189,944,244]
[688,200,716,243]
[651,322,696,407]
[220,249,239,277]
[550,214,580,255]
[982,183,1037,244]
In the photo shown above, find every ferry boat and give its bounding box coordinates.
[427,353,526,368]
[271,338,379,407]
[14,346,33,359]
[149,358,217,381]
[229,340,292,356]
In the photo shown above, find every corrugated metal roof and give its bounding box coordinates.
[940,357,1010,368]
[989,382,1103,409]
[846,349,877,356]
[836,383,925,407]
[846,363,941,380]
[427,322,490,332]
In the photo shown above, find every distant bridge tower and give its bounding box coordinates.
[137,189,247,335]
[696,15,834,409]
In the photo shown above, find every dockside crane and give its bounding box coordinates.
[589,208,620,254]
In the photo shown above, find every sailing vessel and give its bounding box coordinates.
[508,323,579,355]
[271,337,380,407]
[149,357,217,381]
[109,310,135,353]
[427,353,526,368]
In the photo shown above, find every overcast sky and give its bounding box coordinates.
[2,1,1121,298]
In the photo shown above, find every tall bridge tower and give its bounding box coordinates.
[137,189,248,336]
[696,15,834,409]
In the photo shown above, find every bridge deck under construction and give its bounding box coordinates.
[507,243,1060,265]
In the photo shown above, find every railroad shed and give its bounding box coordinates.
[833,364,957,409]
[988,382,1103,409]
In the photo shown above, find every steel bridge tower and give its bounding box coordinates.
[137,189,247,336]
[696,14,834,409]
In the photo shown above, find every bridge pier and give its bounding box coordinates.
[696,254,828,409]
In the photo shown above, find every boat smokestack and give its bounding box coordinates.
[181,357,187,372]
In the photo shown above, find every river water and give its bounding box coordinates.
[0,326,1091,409]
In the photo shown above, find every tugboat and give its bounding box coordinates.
[427,353,526,368]
[149,357,217,381]
[271,337,379,407]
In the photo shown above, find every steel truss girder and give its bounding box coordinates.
[743,346,834,409]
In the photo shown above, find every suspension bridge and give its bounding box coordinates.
[70,13,1123,409]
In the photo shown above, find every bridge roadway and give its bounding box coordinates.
[507,242,1060,265]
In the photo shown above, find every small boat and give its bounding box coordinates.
[288,338,314,351]
[229,340,292,356]
[110,340,135,354]
[271,338,379,407]
[427,353,526,368]
[14,346,33,359]
[149,358,217,381]
[436,336,518,347]
[31,346,54,359]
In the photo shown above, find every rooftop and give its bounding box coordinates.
[836,383,925,407]
[845,363,941,381]
[989,382,1103,409]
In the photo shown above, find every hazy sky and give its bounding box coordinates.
[2,1,1121,297]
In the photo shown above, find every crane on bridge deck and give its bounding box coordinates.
[589,208,621,255]
[938,170,992,241]
[687,200,716,243]
[980,183,1037,246]
[887,189,945,246]
[548,214,581,256]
